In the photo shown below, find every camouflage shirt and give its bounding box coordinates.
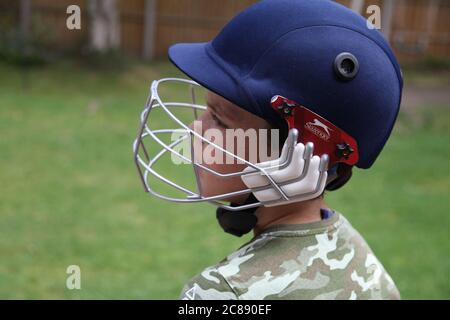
[180,211,400,300]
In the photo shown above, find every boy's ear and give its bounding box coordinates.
[325,164,353,191]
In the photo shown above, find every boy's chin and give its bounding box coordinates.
[222,194,252,206]
[200,188,250,205]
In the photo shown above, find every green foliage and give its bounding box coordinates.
[403,56,450,72]
[0,30,46,67]
[0,15,57,68]
[77,48,130,71]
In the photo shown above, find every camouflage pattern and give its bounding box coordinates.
[180,212,400,300]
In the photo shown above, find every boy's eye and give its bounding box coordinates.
[211,112,227,128]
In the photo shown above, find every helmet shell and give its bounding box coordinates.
[169,0,403,168]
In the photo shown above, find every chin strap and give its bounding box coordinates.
[216,194,258,237]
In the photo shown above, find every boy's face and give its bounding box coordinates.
[191,91,275,204]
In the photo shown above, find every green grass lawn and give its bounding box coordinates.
[0,61,449,299]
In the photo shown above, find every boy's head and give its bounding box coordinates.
[193,90,276,204]
[133,0,402,235]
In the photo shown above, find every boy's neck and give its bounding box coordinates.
[253,197,327,237]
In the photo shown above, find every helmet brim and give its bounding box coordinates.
[168,42,258,119]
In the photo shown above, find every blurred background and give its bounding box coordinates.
[0,0,449,299]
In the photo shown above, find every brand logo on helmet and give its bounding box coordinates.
[305,119,333,141]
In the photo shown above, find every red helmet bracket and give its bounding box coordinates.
[271,95,359,167]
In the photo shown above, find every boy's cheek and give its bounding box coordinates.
[196,165,248,200]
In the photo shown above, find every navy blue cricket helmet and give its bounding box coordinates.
[168,0,403,169]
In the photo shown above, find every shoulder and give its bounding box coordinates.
[179,235,273,300]
[179,266,238,300]
[180,213,401,300]
[322,213,401,299]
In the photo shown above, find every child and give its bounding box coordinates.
[133,0,402,300]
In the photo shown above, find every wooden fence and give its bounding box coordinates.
[1,0,449,63]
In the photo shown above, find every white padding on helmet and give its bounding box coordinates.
[241,142,327,206]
